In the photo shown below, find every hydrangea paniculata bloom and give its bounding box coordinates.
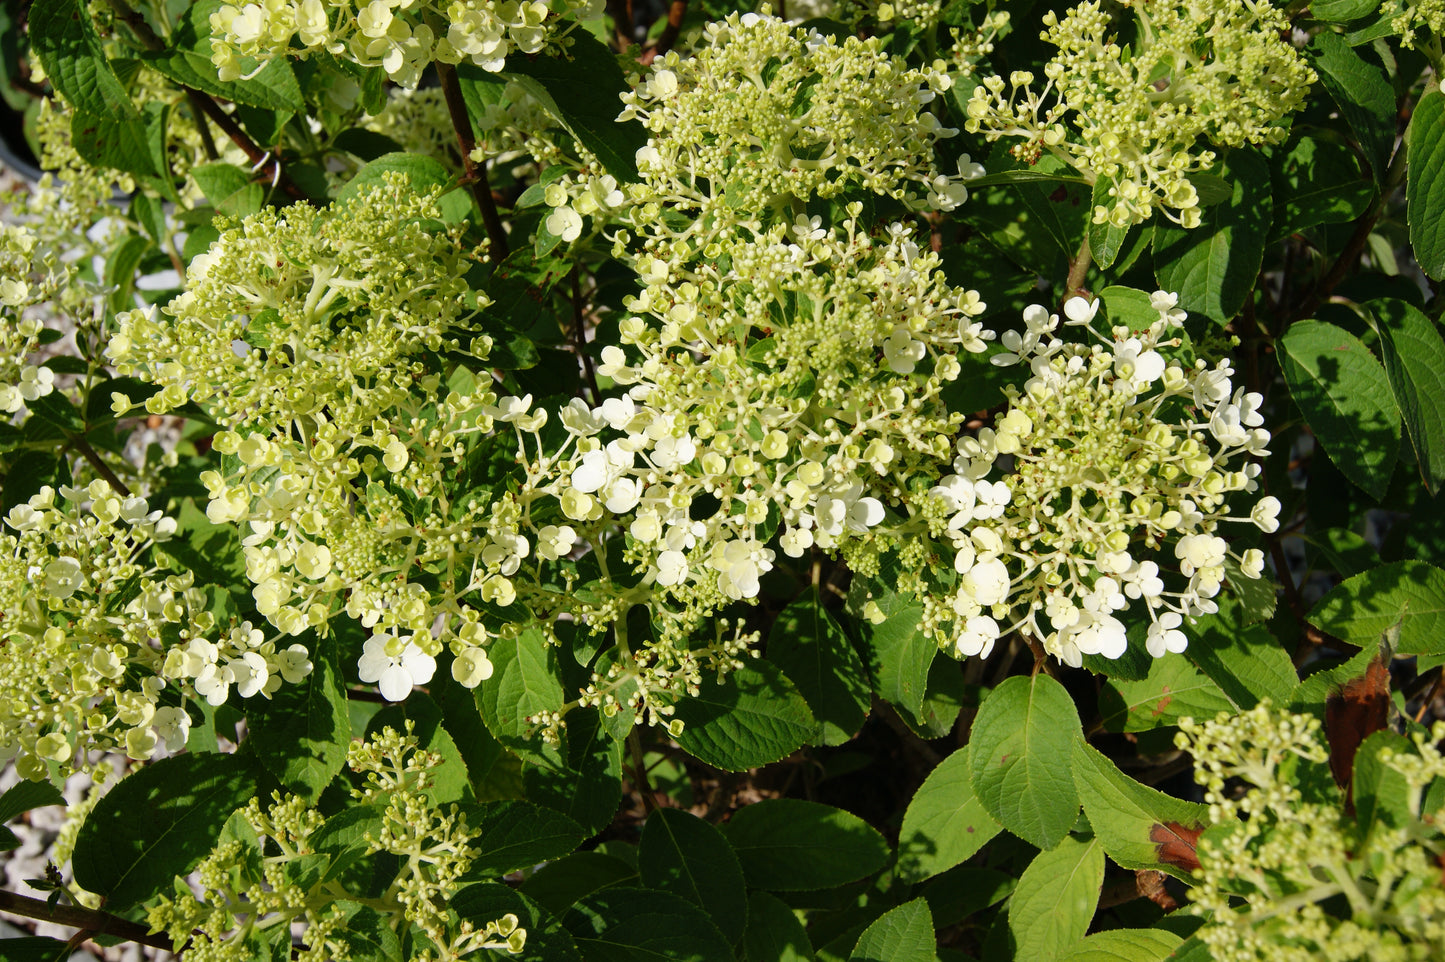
[965,0,1315,228]
[1178,705,1445,961]
[209,0,603,86]
[919,293,1276,666]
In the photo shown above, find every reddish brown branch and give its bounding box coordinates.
[0,889,174,952]
[101,0,308,202]
[436,62,510,260]
[641,0,688,65]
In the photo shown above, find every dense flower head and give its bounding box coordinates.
[108,174,482,436]
[965,0,1315,227]
[617,12,977,234]
[548,217,990,617]
[0,224,71,416]
[0,482,210,778]
[209,0,602,86]
[1177,705,1445,962]
[916,293,1275,666]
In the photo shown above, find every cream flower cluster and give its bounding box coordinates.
[1178,705,1445,962]
[0,225,66,416]
[107,179,531,699]
[108,174,478,435]
[1393,0,1445,49]
[148,727,526,962]
[965,0,1314,228]
[548,218,989,612]
[919,293,1276,667]
[0,483,204,777]
[616,13,978,232]
[209,0,601,86]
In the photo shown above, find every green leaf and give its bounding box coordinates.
[72,752,257,909]
[503,32,647,184]
[1310,560,1445,655]
[1408,89,1445,280]
[967,674,1082,850]
[638,808,748,943]
[190,162,254,207]
[1186,594,1298,710]
[673,657,815,771]
[563,886,735,962]
[523,851,639,917]
[721,799,889,892]
[897,744,1001,883]
[1154,149,1271,324]
[366,692,474,804]
[522,707,622,836]
[1309,33,1396,180]
[1099,655,1233,732]
[1100,286,1160,331]
[1072,742,1209,879]
[247,634,351,801]
[768,589,871,745]
[1269,134,1375,239]
[0,780,66,825]
[477,627,567,769]
[1055,929,1183,962]
[30,0,137,119]
[1310,0,1381,20]
[741,891,816,962]
[1279,319,1399,500]
[338,152,469,222]
[1369,298,1445,494]
[1089,178,1133,270]
[849,580,932,719]
[848,899,934,962]
[462,800,586,878]
[1007,835,1105,962]
[453,882,583,962]
[1353,730,1413,842]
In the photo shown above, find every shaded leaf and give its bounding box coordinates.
[768,589,870,745]
[1370,298,1445,494]
[673,658,815,771]
[73,753,258,909]
[639,808,748,943]
[563,886,734,962]
[1280,319,1399,499]
[721,799,889,892]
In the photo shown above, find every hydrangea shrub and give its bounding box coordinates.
[1,0,1444,958]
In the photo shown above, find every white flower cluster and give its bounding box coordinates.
[210,0,602,86]
[965,0,1314,228]
[616,13,980,231]
[0,483,228,776]
[0,224,67,415]
[162,620,314,706]
[545,217,989,616]
[922,293,1277,666]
